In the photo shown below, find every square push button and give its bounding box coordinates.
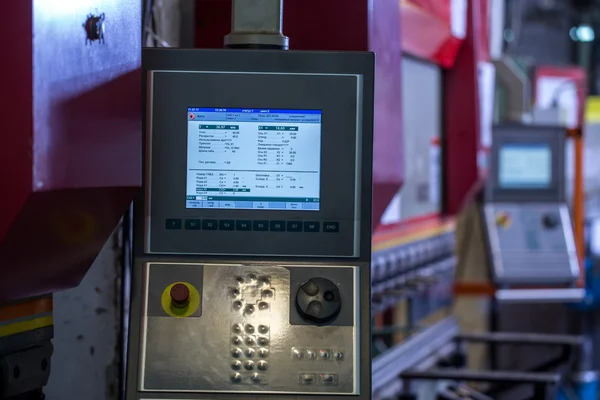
[287,221,303,232]
[253,220,269,231]
[304,221,320,232]
[219,220,235,231]
[236,220,252,231]
[202,219,218,230]
[323,222,340,233]
[185,219,201,230]
[166,219,182,230]
[270,221,286,232]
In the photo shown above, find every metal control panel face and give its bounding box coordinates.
[139,263,358,395]
[484,203,579,285]
[144,50,373,259]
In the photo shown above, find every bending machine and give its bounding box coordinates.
[125,47,375,399]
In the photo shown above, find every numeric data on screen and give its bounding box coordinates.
[186,108,322,211]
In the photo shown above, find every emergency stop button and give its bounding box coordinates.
[170,283,190,308]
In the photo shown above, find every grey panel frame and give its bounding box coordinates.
[486,124,566,203]
[143,49,374,260]
[127,48,373,400]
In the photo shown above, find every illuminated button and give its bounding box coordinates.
[300,373,316,384]
[287,221,303,232]
[333,351,344,360]
[320,373,338,385]
[231,360,242,370]
[219,220,235,231]
[258,348,269,358]
[253,220,269,231]
[184,219,201,230]
[202,219,218,230]
[231,372,242,383]
[165,219,182,230]
[170,283,190,308]
[257,360,268,371]
[304,221,320,232]
[236,220,252,231]
[244,360,255,370]
[258,325,269,334]
[323,222,340,233]
[270,221,286,231]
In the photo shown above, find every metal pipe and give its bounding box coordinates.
[224,0,289,49]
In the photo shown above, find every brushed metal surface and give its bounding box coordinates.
[140,263,358,394]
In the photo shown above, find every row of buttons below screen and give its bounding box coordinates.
[166,219,340,233]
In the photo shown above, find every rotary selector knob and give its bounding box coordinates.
[542,213,560,229]
[170,283,190,308]
[296,278,342,324]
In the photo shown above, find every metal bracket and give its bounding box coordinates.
[224,0,289,49]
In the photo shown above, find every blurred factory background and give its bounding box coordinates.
[4,0,600,399]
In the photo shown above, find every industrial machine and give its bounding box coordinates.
[125,1,375,396]
[483,124,582,300]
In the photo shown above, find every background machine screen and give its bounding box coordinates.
[186,108,322,211]
[498,143,552,189]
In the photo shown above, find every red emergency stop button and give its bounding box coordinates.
[170,283,190,308]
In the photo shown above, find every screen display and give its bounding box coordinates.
[186,108,322,211]
[498,143,552,189]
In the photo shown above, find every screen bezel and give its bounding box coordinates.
[145,68,371,258]
[185,107,323,212]
[487,124,565,203]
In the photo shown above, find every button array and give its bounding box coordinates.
[292,348,344,362]
[299,373,339,386]
[230,323,270,385]
[165,219,340,233]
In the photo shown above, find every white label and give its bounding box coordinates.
[451,0,467,39]
[429,140,441,205]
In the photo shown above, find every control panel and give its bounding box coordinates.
[484,203,579,285]
[127,48,373,399]
[483,125,579,287]
[140,263,358,394]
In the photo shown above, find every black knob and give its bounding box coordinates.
[542,213,560,229]
[295,278,341,324]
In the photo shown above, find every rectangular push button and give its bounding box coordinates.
[323,222,340,233]
[299,373,316,385]
[304,221,320,232]
[185,219,201,230]
[270,221,286,232]
[253,220,269,231]
[202,219,218,230]
[236,220,252,231]
[287,221,303,232]
[320,373,338,385]
[219,220,235,231]
[165,219,182,230]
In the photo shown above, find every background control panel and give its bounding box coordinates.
[140,263,359,394]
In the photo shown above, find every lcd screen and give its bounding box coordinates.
[186,108,322,211]
[498,143,552,189]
